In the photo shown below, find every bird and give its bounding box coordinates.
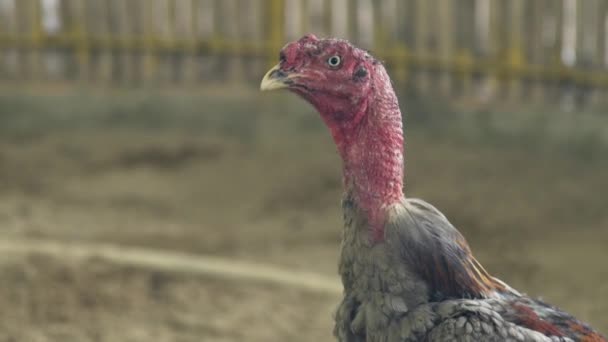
[260,34,606,342]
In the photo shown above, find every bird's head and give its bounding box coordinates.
[261,36,405,239]
[261,34,381,134]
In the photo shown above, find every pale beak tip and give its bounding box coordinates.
[260,64,290,92]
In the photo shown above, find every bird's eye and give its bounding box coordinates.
[327,55,341,68]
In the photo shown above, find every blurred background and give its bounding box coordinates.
[0,0,607,341]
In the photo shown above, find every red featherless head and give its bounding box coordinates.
[262,35,405,241]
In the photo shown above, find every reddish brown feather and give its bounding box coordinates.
[511,303,565,337]
[570,322,608,342]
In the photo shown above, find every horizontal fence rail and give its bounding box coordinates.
[0,0,607,106]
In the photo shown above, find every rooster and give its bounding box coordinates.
[260,34,605,342]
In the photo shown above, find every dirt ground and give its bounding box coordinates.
[0,87,606,341]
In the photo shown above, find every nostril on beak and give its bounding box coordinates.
[269,69,287,79]
[269,69,294,85]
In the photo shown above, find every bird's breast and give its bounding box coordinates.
[339,195,427,315]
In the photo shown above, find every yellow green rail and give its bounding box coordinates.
[0,0,606,91]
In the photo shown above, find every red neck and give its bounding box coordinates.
[327,76,405,242]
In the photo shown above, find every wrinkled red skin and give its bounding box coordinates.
[278,34,404,242]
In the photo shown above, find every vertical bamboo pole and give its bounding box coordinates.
[391,0,408,86]
[0,2,6,78]
[63,0,74,81]
[455,0,474,100]
[167,0,178,83]
[330,0,348,38]
[371,0,385,56]
[173,0,193,84]
[142,0,157,84]
[596,0,607,69]
[94,0,107,83]
[102,0,127,84]
[30,0,43,81]
[198,0,216,81]
[560,0,577,110]
[358,0,374,48]
[588,0,607,106]
[105,0,119,83]
[594,0,608,106]
[437,0,453,97]
[507,0,524,102]
[14,0,29,80]
[126,0,142,85]
[84,0,97,82]
[350,0,359,42]
[324,0,332,35]
[576,0,591,106]
[347,0,357,41]
[188,0,200,84]
[414,0,429,92]
[286,0,305,40]
[528,0,546,104]
[380,0,397,43]
[120,0,132,84]
[301,0,309,34]
[488,0,502,103]
[549,0,565,106]
[267,0,285,68]
[153,0,166,83]
[241,0,262,82]
[474,0,496,104]
[74,0,89,82]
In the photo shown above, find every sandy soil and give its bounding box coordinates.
[0,88,606,340]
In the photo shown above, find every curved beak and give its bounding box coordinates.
[260,64,299,91]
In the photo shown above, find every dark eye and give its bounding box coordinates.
[327,55,341,68]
